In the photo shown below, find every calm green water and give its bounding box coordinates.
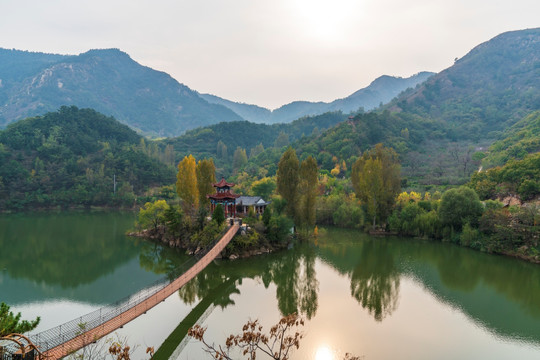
[1,213,539,359]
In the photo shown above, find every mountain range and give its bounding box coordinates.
[0,48,432,136]
[199,72,434,124]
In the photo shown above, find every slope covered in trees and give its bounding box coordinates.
[482,111,540,168]
[0,48,243,136]
[0,106,175,210]
[388,28,540,138]
[161,111,346,173]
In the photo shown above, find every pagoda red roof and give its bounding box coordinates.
[207,191,240,200]
[213,178,236,188]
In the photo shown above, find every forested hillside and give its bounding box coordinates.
[0,106,175,210]
[161,111,346,174]
[482,111,540,168]
[389,28,540,137]
[0,48,243,136]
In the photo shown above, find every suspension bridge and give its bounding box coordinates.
[23,223,240,360]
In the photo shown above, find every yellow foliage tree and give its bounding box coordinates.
[176,155,199,210]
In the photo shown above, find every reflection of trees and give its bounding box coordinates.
[0,212,138,287]
[350,240,399,321]
[140,242,321,320]
[266,246,319,319]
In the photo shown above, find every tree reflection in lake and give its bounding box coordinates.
[349,239,399,321]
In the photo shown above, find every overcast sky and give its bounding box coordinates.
[0,0,538,109]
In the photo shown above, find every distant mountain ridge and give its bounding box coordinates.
[200,72,434,123]
[0,48,243,136]
[388,28,540,135]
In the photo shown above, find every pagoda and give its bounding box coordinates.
[207,177,240,217]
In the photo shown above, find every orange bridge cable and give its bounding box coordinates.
[34,224,239,360]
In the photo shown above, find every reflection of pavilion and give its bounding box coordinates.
[207,178,240,217]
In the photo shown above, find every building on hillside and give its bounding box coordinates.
[207,177,240,217]
[236,196,270,216]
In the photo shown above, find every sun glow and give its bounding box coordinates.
[315,346,335,360]
[290,0,360,43]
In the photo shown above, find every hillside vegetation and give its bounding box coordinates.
[482,111,540,168]
[0,106,175,210]
[0,48,242,136]
[389,28,540,138]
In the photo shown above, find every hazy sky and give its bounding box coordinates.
[1,0,538,109]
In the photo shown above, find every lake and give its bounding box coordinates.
[1,211,539,359]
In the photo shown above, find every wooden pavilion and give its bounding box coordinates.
[207,178,240,217]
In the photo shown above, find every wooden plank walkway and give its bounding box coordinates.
[42,224,239,360]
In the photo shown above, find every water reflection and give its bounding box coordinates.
[318,227,540,344]
[349,240,399,321]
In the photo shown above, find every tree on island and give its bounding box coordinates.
[351,144,401,229]
[212,204,225,226]
[277,147,300,221]
[197,158,217,207]
[177,154,199,212]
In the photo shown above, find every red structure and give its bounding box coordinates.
[207,177,240,217]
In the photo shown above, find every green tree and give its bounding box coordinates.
[277,147,300,221]
[351,144,401,228]
[137,200,170,231]
[0,302,41,336]
[298,156,318,227]
[196,158,216,207]
[176,155,199,210]
[217,140,228,160]
[251,177,276,199]
[274,131,289,148]
[212,204,225,226]
[249,143,265,158]
[232,147,248,173]
[439,186,484,231]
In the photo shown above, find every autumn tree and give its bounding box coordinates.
[277,147,300,221]
[176,155,199,211]
[197,158,216,207]
[351,144,401,229]
[298,156,318,227]
[188,313,360,360]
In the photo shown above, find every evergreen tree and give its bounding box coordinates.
[277,147,300,221]
[212,203,225,226]
[176,154,199,210]
[0,302,40,336]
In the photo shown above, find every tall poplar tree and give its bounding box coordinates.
[196,158,216,207]
[176,154,199,210]
[298,156,319,227]
[277,147,300,221]
[352,144,400,228]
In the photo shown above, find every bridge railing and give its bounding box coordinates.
[29,222,238,354]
